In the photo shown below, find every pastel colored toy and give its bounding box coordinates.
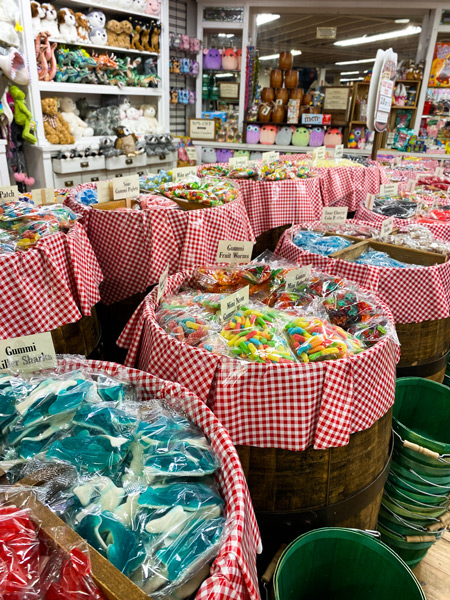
[292,126,310,146]
[309,126,325,147]
[276,125,295,146]
[201,147,217,163]
[190,38,201,53]
[221,48,238,70]
[203,48,222,70]
[216,148,233,162]
[260,124,278,145]
[181,34,190,51]
[246,124,260,144]
[324,127,343,148]
[250,151,262,161]
[190,60,199,76]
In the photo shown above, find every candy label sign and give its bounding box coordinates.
[31,187,55,206]
[172,166,197,181]
[380,216,394,239]
[216,240,254,264]
[365,193,375,210]
[285,265,312,292]
[380,183,398,196]
[157,264,169,303]
[334,144,344,160]
[262,151,280,163]
[0,332,56,375]
[113,174,140,199]
[97,180,113,203]
[406,179,416,193]
[0,186,18,203]
[313,146,326,161]
[435,167,444,177]
[229,156,248,168]
[185,147,198,162]
[321,206,348,225]
[220,286,249,321]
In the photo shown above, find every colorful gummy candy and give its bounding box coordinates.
[159,177,238,207]
[157,309,210,346]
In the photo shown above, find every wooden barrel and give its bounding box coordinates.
[51,306,102,359]
[236,409,392,556]
[396,318,450,383]
[252,225,291,257]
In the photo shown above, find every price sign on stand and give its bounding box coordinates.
[97,180,113,203]
[31,188,55,206]
[313,146,326,162]
[113,174,140,200]
[321,206,348,225]
[379,182,398,196]
[406,179,416,193]
[435,167,445,177]
[0,332,56,374]
[185,147,198,163]
[229,156,249,168]
[262,151,280,163]
[380,216,394,239]
[220,286,249,321]
[365,193,376,210]
[172,166,197,182]
[0,186,18,203]
[216,240,254,264]
[334,145,344,160]
[157,264,169,303]
[285,265,312,292]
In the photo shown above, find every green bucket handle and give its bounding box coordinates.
[394,431,450,464]
[397,463,450,490]
[380,521,441,544]
[381,501,442,533]
[383,489,447,519]
[389,469,450,500]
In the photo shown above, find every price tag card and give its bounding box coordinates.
[334,144,344,160]
[406,179,416,193]
[185,147,198,162]
[0,186,19,203]
[313,146,326,162]
[220,286,249,321]
[365,193,376,210]
[262,151,280,163]
[229,156,249,168]
[0,332,56,374]
[285,265,312,292]
[379,182,398,196]
[31,188,55,206]
[380,216,394,239]
[416,201,424,214]
[113,174,140,200]
[172,166,198,182]
[96,180,113,203]
[435,167,444,177]
[156,264,169,303]
[321,206,348,225]
[216,240,254,264]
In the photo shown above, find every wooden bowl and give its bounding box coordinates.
[261,87,275,102]
[279,51,293,71]
[284,69,299,89]
[258,103,273,122]
[270,69,283,88]
[275,88,289,104]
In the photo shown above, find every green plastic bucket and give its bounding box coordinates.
[384,480,449,508]
[391,459,450,491]
[378,523,440,551]
[389,467,450,498]
[394,438,450,475]
[273,528,425,600]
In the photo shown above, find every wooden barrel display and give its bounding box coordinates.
[395,318,450,383]
[237,409,392,552]
[51,306,102,358]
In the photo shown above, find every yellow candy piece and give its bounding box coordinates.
[300,352,309,363]
[228,322,236,329]
[268,354,280,362]
[248,342,257,354]
[186,321,199,330]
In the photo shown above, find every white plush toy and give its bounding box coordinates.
[86,9,106,29]
[132,0,146,12]
[59,97,94,139]
[137,104,160,134]
[31,1,46,37]
[40,3,60,38]
[122,106,143,134]
[0,0,21,47]
[117,0,133,10]
[57,8,78,43]
[118,97,132,121]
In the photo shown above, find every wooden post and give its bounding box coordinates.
[371,131,382,161]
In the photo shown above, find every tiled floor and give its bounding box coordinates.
[413,532,450,600]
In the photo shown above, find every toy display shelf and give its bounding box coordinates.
[38,82,163,95]
[64,0,160,21]
[378,148,450,159]
[47,38,159,57]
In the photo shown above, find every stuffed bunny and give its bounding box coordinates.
[59,96,94,139]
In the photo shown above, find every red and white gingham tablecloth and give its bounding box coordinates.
[56,357,261,600]
[65,186,254,305]
[0,223,102,339]
[118,271,399,452]
[275,221,450,325]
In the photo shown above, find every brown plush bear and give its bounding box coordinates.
[117,20,132,48]
[41,97,74,145]
[106,20,121,46]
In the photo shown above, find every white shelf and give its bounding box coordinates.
[192,140,371,156]
[378,148,450,160]
[39,81,162,96]
[47,38,158,57]
[64,0,160,20]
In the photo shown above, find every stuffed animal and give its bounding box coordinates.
[59,96,94,139]
[180,34,190,51]
[260,124,278,145]
[40,3,59,39]
[202,147,216,163]
[41,97,74,144]
[276,125,295,146]
[117,21,132,48]
[140,23,152,52]
[57,8,78,43]
[292,126,310,146]
[115,126,137,156]
[121,106,142,133]
[31,1,46,37]
[309,126,325,147]
[348,126,364,149]
[171,32,182,49]
[137,103,159,133]
[323,127,343,148]
[0,0,20,47]
[190,60,199,76]
[145,0,160,16]
[222,48,238,70]
[237,48,242,70]
[91,106,120,136]
[190,38,201,53]
[203,48,221,70]
[75,12,89,42]
[9,86,37,144]
[132,0,146,12]
[246,124,260,144]
[189,90,195,104]
[216,149,233,163]
[89,26,107,45]
[118,98,131,120]
[106,20,121,46]
[171,58,180,74]
[180,58,189,74]
[86,10,106,30]
[131,22,143,50]
[170,88,178,103]
[150,22,160,52]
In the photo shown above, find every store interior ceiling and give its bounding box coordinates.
[253,9,428,83]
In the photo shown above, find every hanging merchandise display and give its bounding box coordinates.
[367,48,398,134]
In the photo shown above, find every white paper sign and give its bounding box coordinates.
[380,216,394,239]
[229,156,248,168]
[156,264,169,303]
[334,145,344,160]
[435,167,444,177]
[220,286,249,321]
[0,332,56,373]
[321,206,348,225]
[216,240,254,264]
[262,151,280,164]
[0,186,19,203]
[185,147,198,162]
[365,193,376,210]
[97,180,113,203]
[380,182,399,196]
[113,174,140,200]
[285,265,312,292]
[406,179,416,193]
[172,166,197,182]
[31,188,55,206]
[313,146,326,162]
[416,201,424,214]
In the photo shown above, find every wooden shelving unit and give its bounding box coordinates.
[382,79,422,147]
[344,82,369,148]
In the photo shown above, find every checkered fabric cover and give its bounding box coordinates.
[0,224,102,339]
[275,221,450,325]
[118,271,399,451]
[56,357,261,600]
[355,203,450,243]
[65,185,254,305]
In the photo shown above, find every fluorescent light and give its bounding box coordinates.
[291,50,302,56]
[341,70,359,75]
[218,33,234,38]
[395,18,410,23]
[340,77,364,82]
[334,25,421,47]
[215,73,234,78]
[335,58,376,65]
[260,49,301,61]
[257,13,280,26]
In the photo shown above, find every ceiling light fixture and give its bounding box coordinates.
[334,25,421,47]
[215,73,235,78]
[340,70,359,75]
[340,77,364,82]
[395,18,410,24]
[335,58,376,65]
[256,13,280,27]
[217,33,234,38]
[291,50,302,56]
[260,50,302,61]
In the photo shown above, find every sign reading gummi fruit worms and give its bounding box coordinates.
[216,240,254,264]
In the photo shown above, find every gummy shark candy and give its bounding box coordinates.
[72,404,136,440]
[138,483,223,511]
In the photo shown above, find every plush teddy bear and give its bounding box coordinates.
[106,20,121,46]
[9,86,37,144]
[115,126,137,156]
[145,0,160,15]
[41,97,74,144]
[40,3,60,39]
[75,12,89,42]
[59,96,94,139]
[0,0,21,47]
[57,8,78,43]
[31,1,46,38]
[121,106,142,133]
[117,20,132,48]
[137,103,159,133]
